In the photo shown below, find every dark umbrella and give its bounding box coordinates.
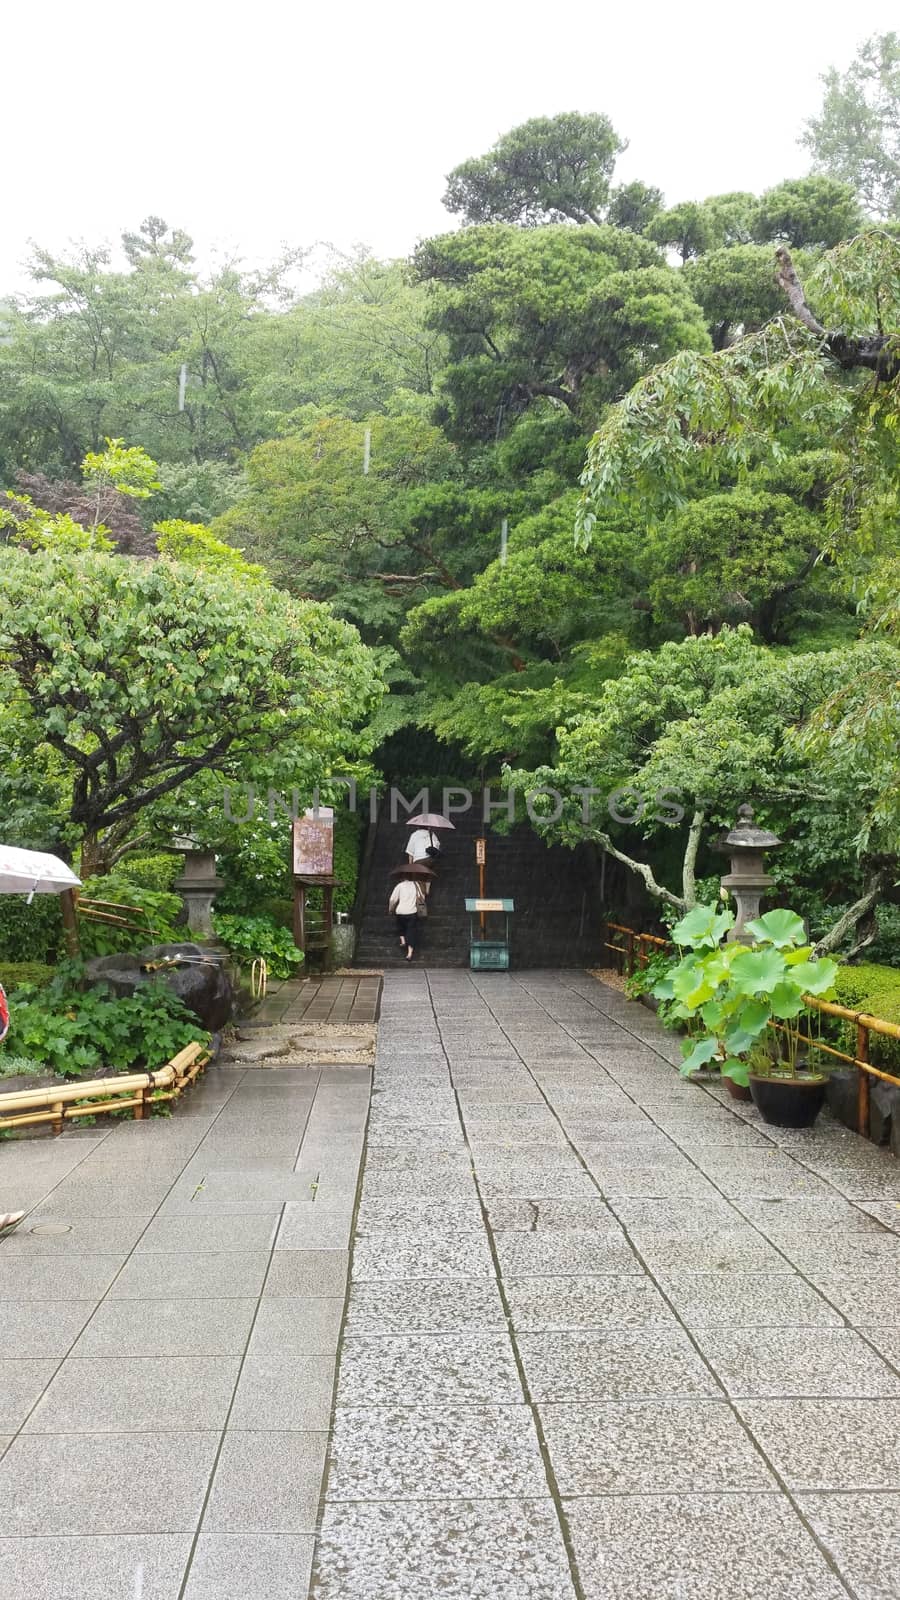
[389,863,436,880]
[404,813,456,829]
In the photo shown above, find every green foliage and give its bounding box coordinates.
[78,875,183,956]
[0,546,382,864]
[114,853,180,893]
[82,439,161,502]
[212,913,303,979]
[607,182,664,234]
[684,245,789,343]
[414,224,710,440]
[803,33,900,218]
[657,904,838,1083]
[831,961,900,1071]
[153,520,265,581]
[753,178,863,248]
[0,962,54,993]
[0,964,207,1077]
[443,112,625,226]
[0,896,63,964]
[645,488,827,639]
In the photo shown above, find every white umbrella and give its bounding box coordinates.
[0,846,81,904]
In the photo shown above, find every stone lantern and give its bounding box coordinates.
[172,835,225,938]
[720,804,781,943]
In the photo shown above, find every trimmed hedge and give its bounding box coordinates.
[0,896,63,963]
[832,963,900,1073]
[0,962,55,994]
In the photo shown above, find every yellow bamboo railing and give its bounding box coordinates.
[0,1042,210,1134]
[603,920,900,1136]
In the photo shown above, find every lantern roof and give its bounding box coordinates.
[723,803,781,852]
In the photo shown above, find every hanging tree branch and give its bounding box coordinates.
[775,247,900,381]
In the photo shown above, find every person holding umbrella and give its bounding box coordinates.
[388,863,434,961]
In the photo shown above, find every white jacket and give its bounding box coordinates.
[389,880,424,916]
[406,828,438,862]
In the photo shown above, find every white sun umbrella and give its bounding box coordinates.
[0,846,81,904]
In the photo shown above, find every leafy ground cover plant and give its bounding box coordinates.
[0,963,207,1078]
[654,904,838,1087]
[212,914,304,980]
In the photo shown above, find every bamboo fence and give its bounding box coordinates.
[604,920,900,1137]
[0,1042,210,1134]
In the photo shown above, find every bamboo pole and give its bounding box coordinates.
[0,1043,209,1131]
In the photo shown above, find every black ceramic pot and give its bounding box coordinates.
[749,1073,827,1129]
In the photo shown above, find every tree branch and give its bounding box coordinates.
[813,870,885,956]
[681,809,705,909]
[774,248,825,336]
[590,828,685,910]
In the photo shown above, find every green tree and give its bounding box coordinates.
[607,181,664,233]
[443,112,625,226]
[0,548,381,873]
[753,177,862,247]
[414,224,710,440]
[645,194,757,262]
[684,245,789,348]
[803,32,900,217]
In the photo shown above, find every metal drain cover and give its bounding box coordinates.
[29,1223,72,1236]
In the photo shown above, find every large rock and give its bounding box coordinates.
[825,1067,860,1133]
[870,1081,900,1147]
[84,946,233,1032]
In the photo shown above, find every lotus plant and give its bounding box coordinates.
[653,904,838,1088]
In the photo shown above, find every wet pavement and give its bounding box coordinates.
[2,969,900,1598]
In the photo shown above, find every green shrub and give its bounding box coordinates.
[831,963,900,1073]
[0,962,54,994]
[0,961,208,1078]
[0,1054,47,1079]
[212,913,303,980]
[114,853,180,893]
[78,875,183,956]
[0,895,63,963]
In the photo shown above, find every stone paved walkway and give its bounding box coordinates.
[1,970,900,1598]
[314,969,900,1600]
[249,976,382,1029]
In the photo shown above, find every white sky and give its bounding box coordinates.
[3,0,896,293]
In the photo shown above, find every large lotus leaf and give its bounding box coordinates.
[783,945,814,966]
[721,1056,751,1087]
[770,980,805,1019]
[729,946,787,997]
[679,1035,719,1076]
[652,974,675,1000]
[723,998,771,1052]
[671,903,734,950]
[700,999,726,1030]
[790,958,839,997]
[744,909,806,948]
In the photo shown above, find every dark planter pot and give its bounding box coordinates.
[749,1073,827,1129]
[724,1075,753,1102]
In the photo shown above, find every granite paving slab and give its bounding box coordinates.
[694,1326,900,1398]
[737,1398,900,1488]
[228,1353,336,1431]
[310,1499,577,1600]
[0,1533,194,1600]
[336,1334,523,1407]
[504,1273,677,1333]
[203,1430,328,1533]
[249,1297,345,1355]
[24,1356,240,1434]
[72,1297,257,1358]
[0,1430,219,1534]
[345,1279,506,1335]
[108,1249,270,1300]
[798,1492,900,1600]
[0,1301,95,1358]
[494,1230,640,1276]
[564,1493,848,1600]
[0,1361,60,1433]
[655,1270,841,1329]
[541,1398,775,1494]
[734,1197,887,1236]
[518,1329,718,1403]
[182,1533,316,1600]
[327,1404,547,1500]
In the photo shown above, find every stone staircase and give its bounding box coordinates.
[354,799,603,968]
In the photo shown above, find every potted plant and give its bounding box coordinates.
[653,904,838,1129]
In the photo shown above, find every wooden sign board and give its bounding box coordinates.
[292,809,334,877]
[475,838,486,865]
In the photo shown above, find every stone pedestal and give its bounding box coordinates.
[173,849,224,938]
